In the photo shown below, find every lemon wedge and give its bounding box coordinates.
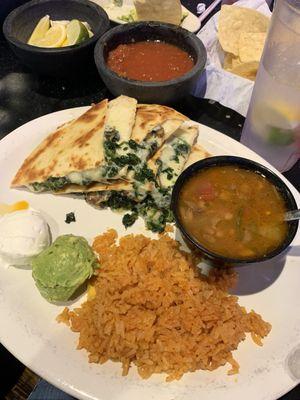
[28,15,50,45]
[34,25,67,48]
[0,201,29,216]
[61,38,69,47]
[66,20,89,45]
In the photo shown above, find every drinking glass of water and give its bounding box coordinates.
[241,0,300,172]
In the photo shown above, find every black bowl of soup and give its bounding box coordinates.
[94,21,207,104]
[171,156,299,266]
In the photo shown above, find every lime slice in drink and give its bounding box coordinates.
[34,24,66,48]
[251,101,299,146]
[28,15,50,45]
[267,126,294,146]
[66,20,89,45]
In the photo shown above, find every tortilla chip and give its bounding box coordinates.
[218,5,270,56]
[238,32,266,63]
[223,53,234,70]
[230,61,259,81]
[134,0,182,25]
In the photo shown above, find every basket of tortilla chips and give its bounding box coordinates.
[218,5,270,81]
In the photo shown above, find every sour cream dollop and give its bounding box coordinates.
[0,209,50,266]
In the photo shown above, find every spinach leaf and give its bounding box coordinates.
[65,212,76,224]
[123,212,138,228]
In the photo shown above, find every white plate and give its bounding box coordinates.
[92,0,201,33]
[0,107,299,400]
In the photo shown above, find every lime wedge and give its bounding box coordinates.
[34,25,66,48]
[87,29,94,38]
[267,126,295,146]
[28,15,50,45]
[251,101,299,145]
[66,20,89,45]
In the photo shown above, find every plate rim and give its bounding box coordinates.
[0,106,299,400]
[93,0,201,33]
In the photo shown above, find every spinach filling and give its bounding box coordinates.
[102,191,136,211]
[172,138,190,163]
[102,128,144,179]
[86,136,191,233]
[30,177,70,192]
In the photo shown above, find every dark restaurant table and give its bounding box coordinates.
[0,1,299,400]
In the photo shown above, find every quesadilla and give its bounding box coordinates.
[11,94,211,232]
[11,99,108,192]
[12,97,187,193]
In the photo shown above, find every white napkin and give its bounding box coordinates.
[193,0,272,117]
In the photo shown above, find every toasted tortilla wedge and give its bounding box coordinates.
[131,104,188,143]
[105,95,137,142]
[147,124,199,188]
[183,144,211,169]
[11,99,108,188]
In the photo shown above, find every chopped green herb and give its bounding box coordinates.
[114,153,140,168]
[123,212,138,228]
[104,127,120,143]
[65,212,76,224]
[162,167,174,181]
[172,139,190,163]
[134,164,155,183]
[128,139,140,150]
[104,192,136,211]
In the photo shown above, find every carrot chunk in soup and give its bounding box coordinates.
[178,166,288,259]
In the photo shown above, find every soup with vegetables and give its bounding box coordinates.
[178,166,288,259]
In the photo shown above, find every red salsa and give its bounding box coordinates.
[106,40,195,82]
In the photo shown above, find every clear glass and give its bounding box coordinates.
[241,0,300,172]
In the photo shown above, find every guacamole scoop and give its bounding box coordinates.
[32,235,98,302]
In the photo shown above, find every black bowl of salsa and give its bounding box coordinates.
[94,21,207,104]
[171,156,299,266]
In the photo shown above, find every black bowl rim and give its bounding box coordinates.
[2,0,110,54]
[94,21,207,88]
[171,155,299,265]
